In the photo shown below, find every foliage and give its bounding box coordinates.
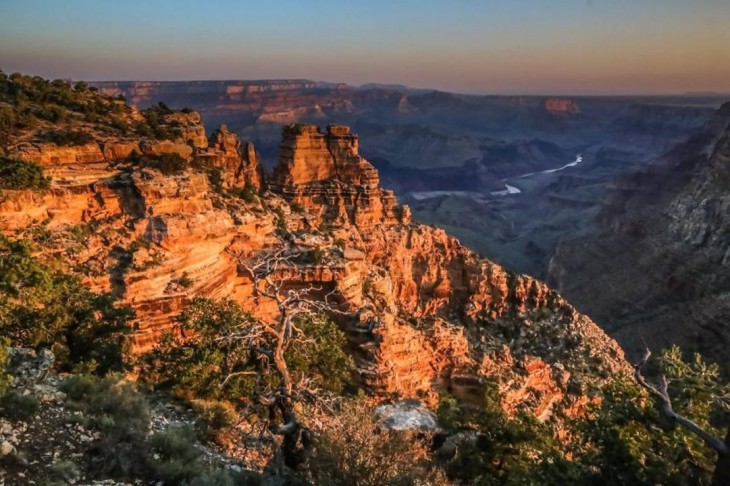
[171,271,195,289]
[149,298,353,402]
[0,235,132,373]
[138,102,183,140]
[0,339,11,395]
[130,152,189,175]
[231,181,258,203]
[290,202,304,213]
[0,156,50,189]
[0,71,134,133]
[574,348,730,485]
[0,390,39,421]
[436,385,574,485]
[60,374,255,484]
[43,129,95,146]
[307,396,450,486]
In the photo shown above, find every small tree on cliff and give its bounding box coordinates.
[151,246,354,470]
[239,246,354,469]
[633,346,730,485]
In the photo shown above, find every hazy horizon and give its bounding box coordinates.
[1,0,729,96]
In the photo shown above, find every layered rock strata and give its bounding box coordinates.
[268,124,409,228]
[1,112,627,424]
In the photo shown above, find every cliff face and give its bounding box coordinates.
[548,103,730,365]
[268,124,409,228]
[1,100,628,425]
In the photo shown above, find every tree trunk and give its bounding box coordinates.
[712,428,730,486]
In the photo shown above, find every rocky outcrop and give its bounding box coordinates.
[269,124,409,228]
[196,125,263,190]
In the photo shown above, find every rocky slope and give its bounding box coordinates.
[548,102,730,366]
[0,82,629,429]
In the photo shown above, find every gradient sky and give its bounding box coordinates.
[1,0,728,95]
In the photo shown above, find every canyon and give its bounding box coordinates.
[548,102,730,366]
[93,80,725,280]
[0,88,628,425]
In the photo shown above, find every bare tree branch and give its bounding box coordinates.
[634,348,729,456]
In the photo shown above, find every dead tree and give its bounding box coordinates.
[238,247,349,469]
[634,348,729,485]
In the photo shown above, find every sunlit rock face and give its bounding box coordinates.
[268,124,409,228]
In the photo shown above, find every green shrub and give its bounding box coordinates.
[0,157,50,189]
[0,390,39,421]
[0,235,132,373]
[44,129,95,146]
[171,271,195,289]
[150,298,353,401]
[307,397,448,486]
[0,340,11,395]
[47,460,80,482]
[133,153,189,175]
[232,181,258,203]
[61,375,151,479]
[290,202,304,213]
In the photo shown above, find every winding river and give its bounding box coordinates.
[490,154,582,196]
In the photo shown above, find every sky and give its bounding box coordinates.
[0,0,729,95]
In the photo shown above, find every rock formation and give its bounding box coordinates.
[197,125,263,190]
[0,89,628,429]
[268,124,409,228]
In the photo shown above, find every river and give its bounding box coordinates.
[490,154,582,196]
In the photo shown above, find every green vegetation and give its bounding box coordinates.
[43,129,95,146]
[0,156,50,189]
[129,151,189,175]
[435,348,730,485]
[0,390,39,421]
[149,297,353,401]
[307,397,449,486]
[60,375,257,484]
[0,71,133,135]
[574,347,730,485]
[290,202,304,213]
[0,234,132,373]
[137,102,183,140]
[232,181,258,203]
[0,340,11,395]
[171,271,195,289]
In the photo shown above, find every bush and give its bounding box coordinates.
[134,153,189,175]
[290,202,304,213]
[61,375,150,478]
[0,340,12,395]
[0,235,132,373]
[307,397,449,486]
[171,271,195,289]
[0,390,39,421]
[190,399,239,447]
[0,157,50,189]
[44,129,95,146]
[149,298,353,400]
